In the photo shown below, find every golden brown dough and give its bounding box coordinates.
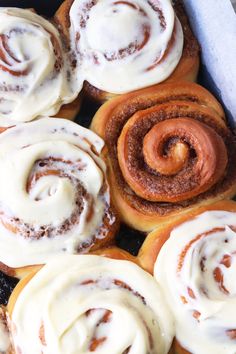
[91,246,137,263]
[55,92,83,121]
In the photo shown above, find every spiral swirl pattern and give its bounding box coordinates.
[91,82,236,231]
[154,209,236,354]
[69,0,183,93]
[0,8,77,126]
[9,255,174,354]
[118,114,227,203]
[0,118,116,269]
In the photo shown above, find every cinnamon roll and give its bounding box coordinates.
[145,200,236,354]
[91,82,236,231]
[7,255,174,354]
[0,118,118,278]
[55,0,199,103]
[0,8,81,127]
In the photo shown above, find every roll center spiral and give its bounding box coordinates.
[86,1,150,59]
[118,116,228,202]
[143,120,190,176]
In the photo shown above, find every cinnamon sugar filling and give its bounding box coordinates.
[103,91,236,214]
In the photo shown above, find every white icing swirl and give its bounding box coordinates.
[70,0,184,94]
[0,8,79,126]
[154,210,236,354]
[10,255,174,354]
[0,118,116,268]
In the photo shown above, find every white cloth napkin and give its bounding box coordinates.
[183,0,236,126]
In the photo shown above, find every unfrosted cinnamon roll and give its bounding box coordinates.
[143,200,236,354]
[91,82,236,232]
[0,8,81,127]
[0,118,118,278]
[55,0,199,103]
[7,255,174,354]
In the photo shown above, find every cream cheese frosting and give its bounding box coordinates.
[0,118,116,268]
[10,255,174,354]
[0,323,10,353]
[154,210,236,354]
[0,8,79,126]
[69,0,184,94]
[0,307,10,353]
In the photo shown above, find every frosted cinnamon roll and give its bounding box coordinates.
[7,255,174,354]
[55,0,199,102]
[150,200,236,354]
[0,8,81,127]
[0,118,118,278]
[91,82,236,232]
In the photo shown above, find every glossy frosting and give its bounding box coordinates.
[0,8,78,126]
[0,118,115,268]
[70,0,184,93]
[154,210,236,354]
[10,255,174,354]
